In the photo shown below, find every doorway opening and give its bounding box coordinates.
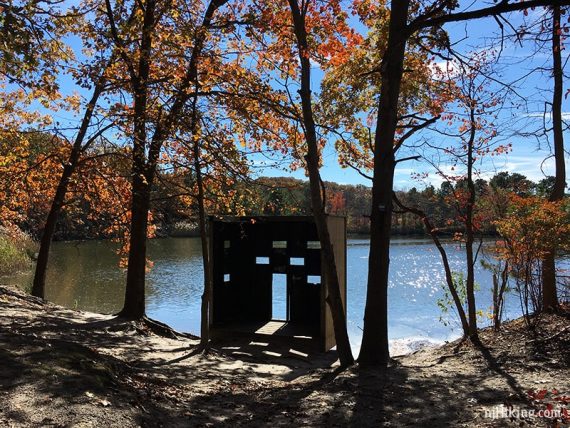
[272,273,288,321]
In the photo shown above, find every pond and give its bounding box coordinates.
[5,237,525,353]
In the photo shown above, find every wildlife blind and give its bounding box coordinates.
[208,215,347,352]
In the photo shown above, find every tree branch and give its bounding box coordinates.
[409,0,570,33]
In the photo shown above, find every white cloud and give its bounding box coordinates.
[524,112,570,121]
[393,152,568,190]
[429,60,461,80]
[493,155,556,182]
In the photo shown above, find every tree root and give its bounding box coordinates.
[525,325,570,344]
[140,316,199,340]
[0,285,46,306]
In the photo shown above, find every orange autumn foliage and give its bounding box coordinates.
[495,195,570,278]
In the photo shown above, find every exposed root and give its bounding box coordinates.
[141,316,199,340]
[0,285,45,306]
[526,325,570,344]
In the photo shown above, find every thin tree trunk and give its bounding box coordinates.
[465,105,478,339]
[393,194,470,336]
[287,0,353,367]
[542,5,564,311]
[31,84,104,298]
[181,3,227,348]
[358,0,410,367]
[493,261,509,330]
[188,82,212,347]
[195,138,212,348]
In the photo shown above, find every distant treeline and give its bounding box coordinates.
[5,142,559,241]
[152,172,559,237]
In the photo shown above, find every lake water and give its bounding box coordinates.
[5,237,525,353]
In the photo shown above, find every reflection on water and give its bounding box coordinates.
[4,237,524,352]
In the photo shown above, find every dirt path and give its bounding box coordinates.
[0,285,568,427]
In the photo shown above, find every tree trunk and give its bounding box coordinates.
[542,254,557,310]
[31,164,74,298]
[31,84,104,298]
[190,111,212,347]
[119,171,151,319]
[542,5,564,311]
[115,0,226,319]
[186,3,226,348]
[355,0,564,366]
[287,0,354,367]
[119,0,155,319]
[358,0,410,367]
[492,262,509,330]
[465,105,478,339]
[196,144,212,348]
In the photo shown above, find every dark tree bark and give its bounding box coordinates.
[186,67,212,347]
[114,0,228,319]
[492,262,509,330]
[121,169,153,318]
[118,0,156,319]
[287,0,354,367]
[549,6,567,202]
[542,5,565,311]
[195,138,212,348]
[358,0,410,367]
[465,104,478,339]
[357,0,570,366]
[31,83,105,299]
[409,0,570,31]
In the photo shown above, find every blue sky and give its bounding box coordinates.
[253,5,568,190]
[34,2,568,191]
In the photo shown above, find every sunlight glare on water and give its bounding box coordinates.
[5,236,528,354]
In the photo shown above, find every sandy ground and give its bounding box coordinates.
[0,285,568,427]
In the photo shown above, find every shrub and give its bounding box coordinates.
[0,227,36,276]
[495,196,570,317]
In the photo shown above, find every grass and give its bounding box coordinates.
[0,228,36,276]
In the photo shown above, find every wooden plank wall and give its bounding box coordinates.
[323,216,347,351]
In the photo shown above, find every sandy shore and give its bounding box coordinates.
[1,285,568,427]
